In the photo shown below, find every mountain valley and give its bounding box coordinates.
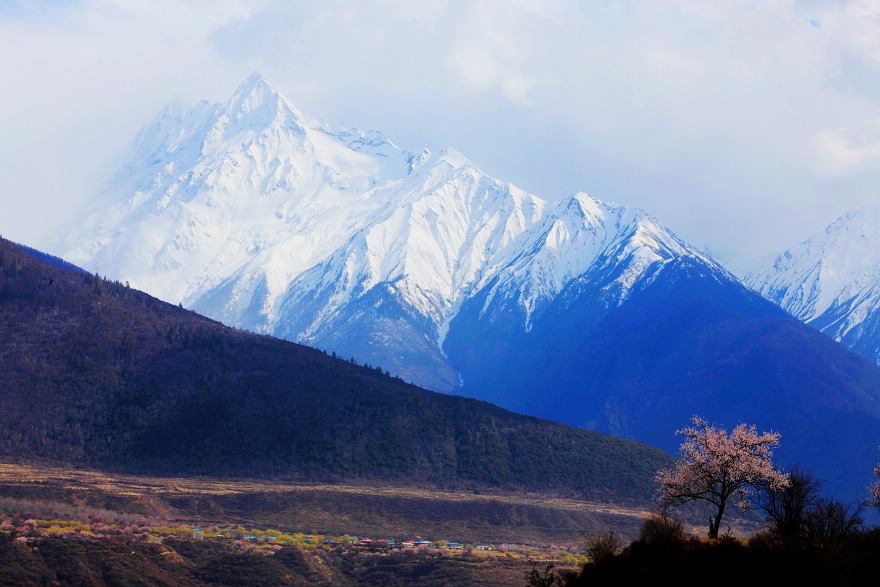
[46,74,880,502]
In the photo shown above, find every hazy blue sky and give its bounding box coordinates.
[2,0,879,270]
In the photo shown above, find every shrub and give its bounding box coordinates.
[754,465,822,540]
[562,554,579,566]
[584,531,621,564]
[638,512,688,544]
[804,497,865,545]
[527,561,561,587]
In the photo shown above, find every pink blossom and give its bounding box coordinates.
[870,460,880,508]
[656,415,789,538]
[14,536,41,545]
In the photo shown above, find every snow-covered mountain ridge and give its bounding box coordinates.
[62,73,411,308]
[744,207,880,366]
[55,73,731,390]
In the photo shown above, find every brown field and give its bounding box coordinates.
[0,462,768,585]
[0,462,664,547]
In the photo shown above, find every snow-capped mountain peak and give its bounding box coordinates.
[54,72,728,391]
[226,71,278,112]
[471,191,724,333]
[435,147,473,169]
[746,206,880,321]
[744,206,880,366]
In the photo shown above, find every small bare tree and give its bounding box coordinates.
[656,416,789,539]
[754,465,823,540]
[527,561,561,587]
[584,530,622,564]
[804,497,865,545]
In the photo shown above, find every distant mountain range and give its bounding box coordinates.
[50,73,880,500]
[744,207,880,368]
[0,236,671,502]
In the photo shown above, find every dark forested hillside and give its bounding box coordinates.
[0,238,669,503]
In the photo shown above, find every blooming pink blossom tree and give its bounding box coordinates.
[870,458,880,510]
[656,416,789,538]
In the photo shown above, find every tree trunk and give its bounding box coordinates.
[709,501,726,539]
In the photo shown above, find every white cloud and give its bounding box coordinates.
[2,0,880,264]
[448,44,498,92]
[815,127,880,177]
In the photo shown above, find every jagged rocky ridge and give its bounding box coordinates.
[744,207,880,367]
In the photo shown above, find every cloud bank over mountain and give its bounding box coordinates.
[3,1,880,268]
